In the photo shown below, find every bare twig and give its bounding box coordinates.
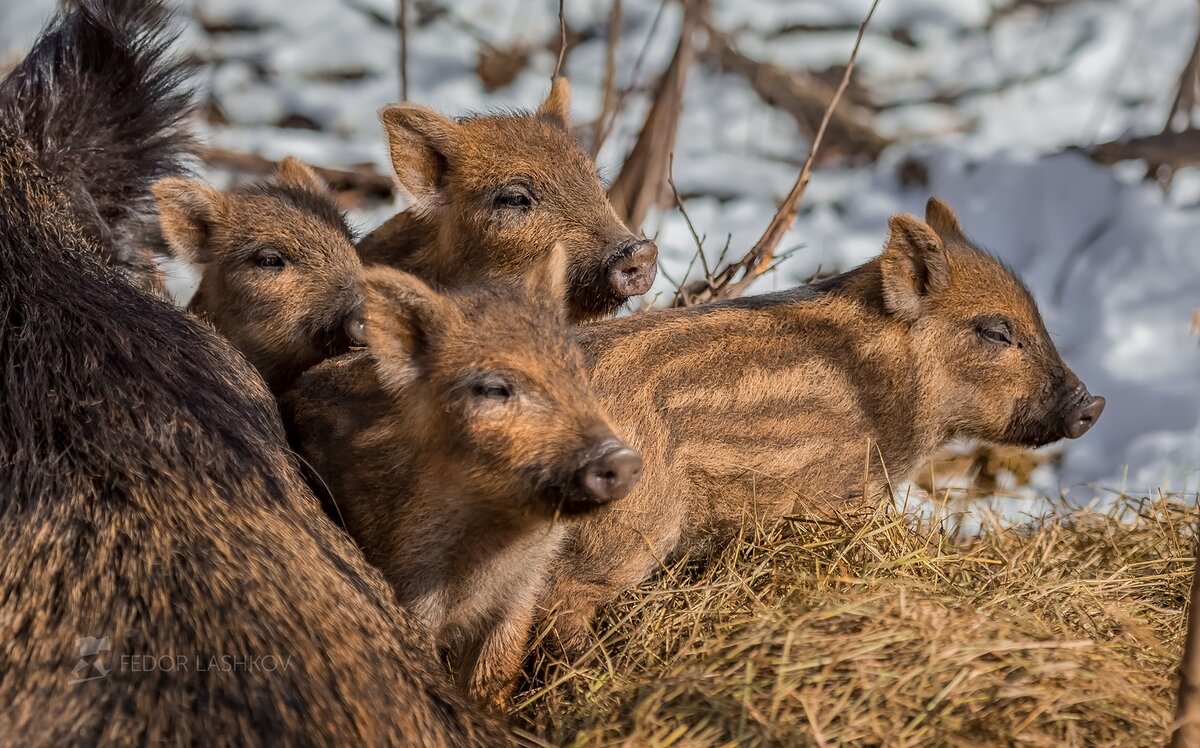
[397,0,409,100]
[607,0,700,229]
[666,154,709,308]
[674,0,881,306]
[552,0,567,83]
[589,0,623,160]
[1087,129,1200,169]
[592,0,669,158]
[1166,0,1200,133]
[1148,0,1200,188]
[703,24,888,161]
[1051,188,1119,304]
[198,146,394,200]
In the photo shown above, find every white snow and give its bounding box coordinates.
[3,0,1198,510]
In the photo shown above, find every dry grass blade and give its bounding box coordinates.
[675,0,881,306]
[516,496,1194,745]
[607,0,700,230]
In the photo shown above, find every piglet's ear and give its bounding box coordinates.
[380,104,461,210]
[524,242,569,312]
[151,177,227,265]
[363,267,452,394]
[276,156,328,194]
[538,77,572,130]
[880,214,949,323]
[924,197,965,241]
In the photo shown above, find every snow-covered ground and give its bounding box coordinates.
[4,0,1198,510]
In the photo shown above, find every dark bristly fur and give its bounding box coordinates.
[0,0,191,295]
[543,199,1103,653]
[0,2,509,744]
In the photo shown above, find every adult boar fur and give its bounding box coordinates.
[357,79,658,321]
[544,199,1105,650]
[0,2,508,744]
[282,254,642,707]
[0,0,188,299]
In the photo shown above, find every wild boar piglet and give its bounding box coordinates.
[153,158,365,393]
[359,78,658,320]
[544,198,1105,653]
[283,248,641,707]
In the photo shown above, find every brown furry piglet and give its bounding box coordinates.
[282,250,642,707]
[544,198,1105,652]
[153,158,365,393]
[358,79,658,321]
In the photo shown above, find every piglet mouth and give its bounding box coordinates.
[311,328,353,358]
[306,299,366,357]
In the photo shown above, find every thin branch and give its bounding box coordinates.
[1087,129,1200,168]
[552,0,567,83]
[667,154,709,276]
[1166,0,1200,133]
[703,25,888,161]
[607,0,700,229]
[197,146,394,200]
[673,0,881,307]
[397,0,410,100]
[589,0,623,159]
[592,0,669,158]
[439,7,504,57]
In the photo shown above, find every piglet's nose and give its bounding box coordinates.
[575,441,643,504]
[609,240,658,298]
[1066,395,1105,439]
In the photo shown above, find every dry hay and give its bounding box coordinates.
[515,496,1194,746]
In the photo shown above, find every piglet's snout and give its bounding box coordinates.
[1065,395,1105,439]
[574,440,643,505]
[608,239,658,298]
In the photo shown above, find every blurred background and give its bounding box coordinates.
[3,0,1198,515]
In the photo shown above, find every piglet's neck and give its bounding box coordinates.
[388,452,562,626]
[385,402,552,562]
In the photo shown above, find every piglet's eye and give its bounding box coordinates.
[977,325,1012,346]
[472,379,513,400]
[494,185,534,210]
